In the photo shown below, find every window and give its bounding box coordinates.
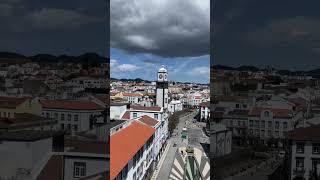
[236,104,240,108]
[261,120,265,128]
[275,121,279,129]
[133,113,137,118]
[268,121,272,129]
[296,158,304,168]
[61,123,64,130]
[54,113,58,120]
[255,120,259,128]
[255,129,259,136]
[74,125,78,132]
[74,115,79,121]
[154,114,158,119]
[264,111,270,117]
[46,113,50,118]
[249,120,253,127]
[312,159,320,170]
[74,162,86,178]
[61,114,65,121]
[68,124,71,130]
[283,122,288,129]
[268,130,272,137]
[230,120,233,126]
[313,143,320,154]
[68,114,71,121]
[261,130,265,137]
[238,120,241,127]
[250,129,253,135]
[7,112,10,118]
[296,143,305,153]
[275,131,279,137]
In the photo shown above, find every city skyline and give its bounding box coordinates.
[110,48,209,84]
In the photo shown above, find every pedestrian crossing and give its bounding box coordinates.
[168,147,210,180]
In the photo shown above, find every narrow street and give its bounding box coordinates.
[156,110,199,180]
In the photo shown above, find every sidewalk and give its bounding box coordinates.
[151,141,171,180]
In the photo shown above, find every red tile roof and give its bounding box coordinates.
[110,121,155,179]
[287,125,320,141]
[121,111,130,120]
[65,139,108,154]
[249,108,292,119]
[137,115,159,127]
[131,105,162,112]
[37,155,63,180]
[40,100,104,110]
[0,96,30,109]
[215,96,247,102]
[199,102,210,108]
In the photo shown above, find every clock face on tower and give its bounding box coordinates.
[159,74,163,80]
[164,74,167,81]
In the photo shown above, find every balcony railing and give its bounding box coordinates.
[293,167,306,175]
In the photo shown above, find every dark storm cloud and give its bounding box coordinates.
[110,0,210,58]
[0,0,107,56]
[142,59,162,64]
[212,0,320,70]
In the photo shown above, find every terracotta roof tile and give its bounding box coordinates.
[40,100,104,110]
[0,96,30,109]
[249,108,292,119]
[37,155,63,180]
[130,105,161,112]
[287,125,320,141]
[137,115,159,127]
[110,121,155,179]
[65,139,108,154]
[121,111,130,120]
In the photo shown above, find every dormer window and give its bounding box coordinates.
[264,111,270,117]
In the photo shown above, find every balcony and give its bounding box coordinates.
[309,170,320,179]
[293,167,306,175]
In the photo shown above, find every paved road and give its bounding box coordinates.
[187,120,210,155]
[156,111,197,180]
[224,154,283,180]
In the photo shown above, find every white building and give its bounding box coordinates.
[123,93,143,104]
[210,122,232,158]
[199,102,210,122]
[287,125,320,180]
[68,76,107,89]
[168,100,183,114]
[0,130,64,180]
[247,107,303,145]
[40,100,104,133]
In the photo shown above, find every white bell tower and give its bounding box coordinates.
[156,65,169,109]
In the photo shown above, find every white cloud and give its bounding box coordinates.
[118,64,140,72]
[189,66,209,78]
[111,59,141,72]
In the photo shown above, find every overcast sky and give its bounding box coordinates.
[110,0,210,83]
[0,0,108,56]
[212,0,320,70]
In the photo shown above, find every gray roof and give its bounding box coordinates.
[0,130,64,142]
